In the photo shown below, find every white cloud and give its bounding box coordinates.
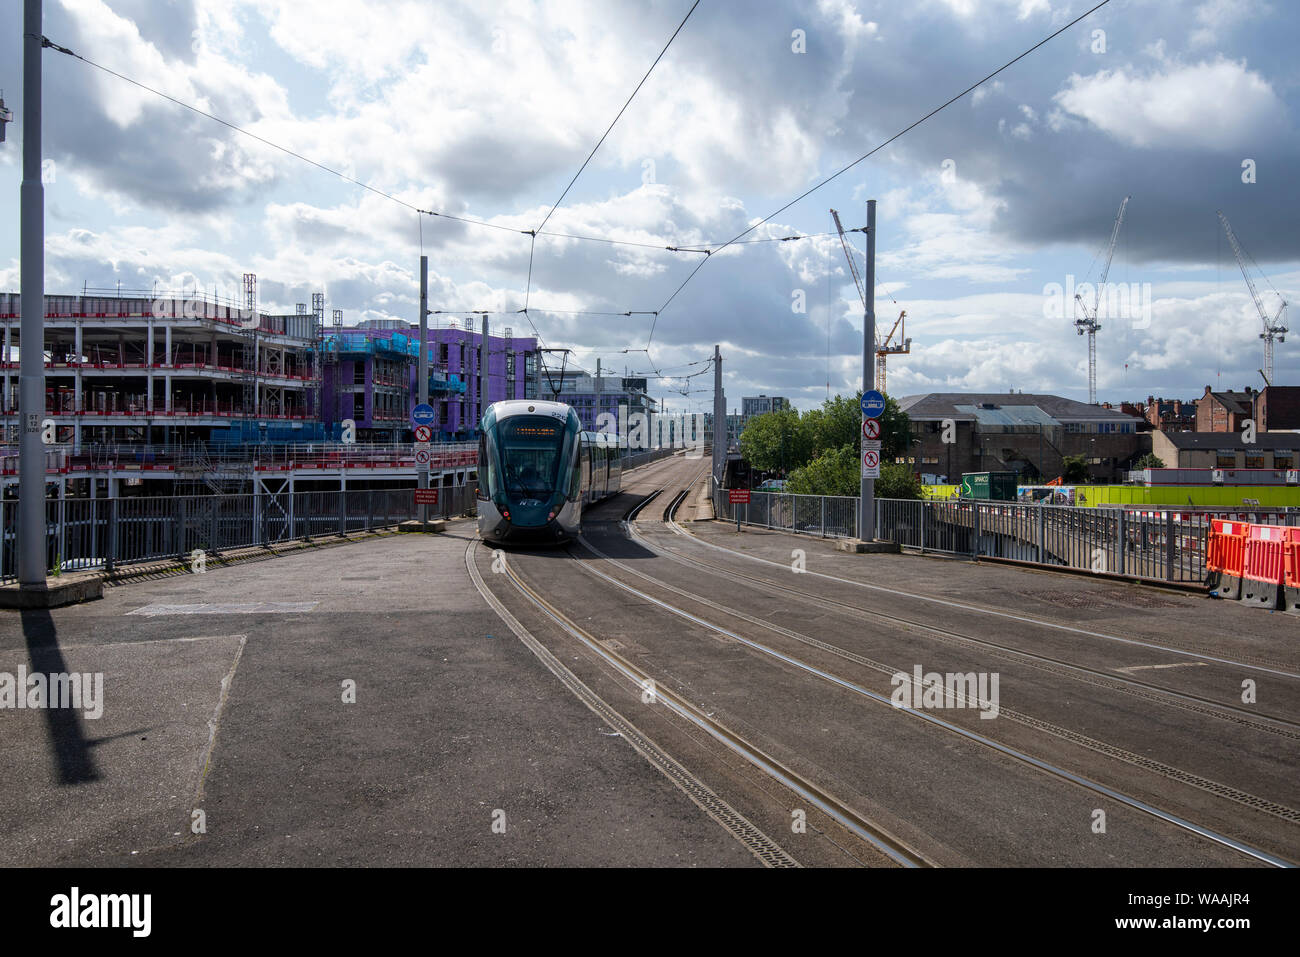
[1054,57,1287,150]
[1190,0,1270,48]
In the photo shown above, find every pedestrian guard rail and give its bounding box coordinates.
[714,487,1300,590]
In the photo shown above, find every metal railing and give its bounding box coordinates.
[877,500,1300,583]
[0,486,479,582]
[0,448,678,581]
[712,487,858,539]
[711,488,1300,585]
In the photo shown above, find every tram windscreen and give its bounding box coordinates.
[498,416,566,500]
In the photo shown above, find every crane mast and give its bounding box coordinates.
[831,209,910,392]
[1218,210,1288,382]
[1074,195,1129,405]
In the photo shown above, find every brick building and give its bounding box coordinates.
[1194,385,1300,433]
[897,392,1145,483]
[1119,396,1196,432]
[1150,430,1298,471]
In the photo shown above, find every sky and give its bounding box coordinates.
[2,0,1298,416]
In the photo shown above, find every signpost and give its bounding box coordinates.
[859,200,877,543]
[729,489,750,532]
[862,448,880,479]
[414,424,433,443]
[414,488,439,506]
[862,418,881,441]
[411,403,436,429]
[860,390,885,418]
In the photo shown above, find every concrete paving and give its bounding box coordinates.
[0,519,758,867]
[5,451,1293,867]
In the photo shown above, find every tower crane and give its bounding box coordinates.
[1073,195,1129,405]
[1218,210,1288,383]
[831,209,911,393]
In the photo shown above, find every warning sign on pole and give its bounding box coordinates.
[862,418,881,441]
[861,449,880,479]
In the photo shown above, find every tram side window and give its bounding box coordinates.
[571,441,584,499]
[477,434,489,499]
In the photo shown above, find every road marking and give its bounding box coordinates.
[1114,661,1210,675]
[127,602,318,617]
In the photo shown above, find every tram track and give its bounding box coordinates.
[632,490,1300,739]
[578,523,1300,837]
[571,472,1297,865]
[483,459,1298,865]
[470,455,936,867]
[659,489,1300,677]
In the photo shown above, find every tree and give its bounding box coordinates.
[875,462,922,500]
[738,407,811,474]
[801,391,911,459]
[1135,453,1165,469]
[785,446,922,500]
[786,444,859,496]
[1061,454,1090,484]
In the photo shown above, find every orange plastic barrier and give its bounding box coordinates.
[1284,541,1300,614]
[1206,519,1248,600]
[1241,524,1288,609]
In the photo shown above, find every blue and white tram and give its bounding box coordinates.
[476,400,624,544]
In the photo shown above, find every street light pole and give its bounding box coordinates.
[19,0,46,586]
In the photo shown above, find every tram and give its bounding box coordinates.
[476,400,624,543]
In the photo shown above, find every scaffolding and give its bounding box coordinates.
[241,273,258,433]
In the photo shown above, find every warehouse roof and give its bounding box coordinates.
[897,392,1141,424]
[1155,431,1300,450]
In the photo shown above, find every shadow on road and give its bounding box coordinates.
[21,607,100,785]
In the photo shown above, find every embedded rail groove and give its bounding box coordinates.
[497,484,934,868]
[554,480,1298,867]
[666,507,1300,678]
[637,512,1300,740]
[464,538,800,868]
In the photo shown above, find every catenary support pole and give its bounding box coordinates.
[418,255,428,526]
[712,344,724,487]
[19,0,46,586]
[859,199,876,543]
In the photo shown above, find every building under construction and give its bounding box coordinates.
[1,279,321,446]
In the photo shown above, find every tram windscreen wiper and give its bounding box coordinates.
[506,464,536,499]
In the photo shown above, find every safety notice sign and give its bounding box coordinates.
[861,448,880,478]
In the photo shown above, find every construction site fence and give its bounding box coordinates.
[0,487,480,582]
[711,488,1300,585]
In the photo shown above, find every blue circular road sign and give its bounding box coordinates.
[411,403,437,427]
[860,390,886,418]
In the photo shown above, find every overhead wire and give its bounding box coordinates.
[535,0,701,235]
[645,0,1115,347]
